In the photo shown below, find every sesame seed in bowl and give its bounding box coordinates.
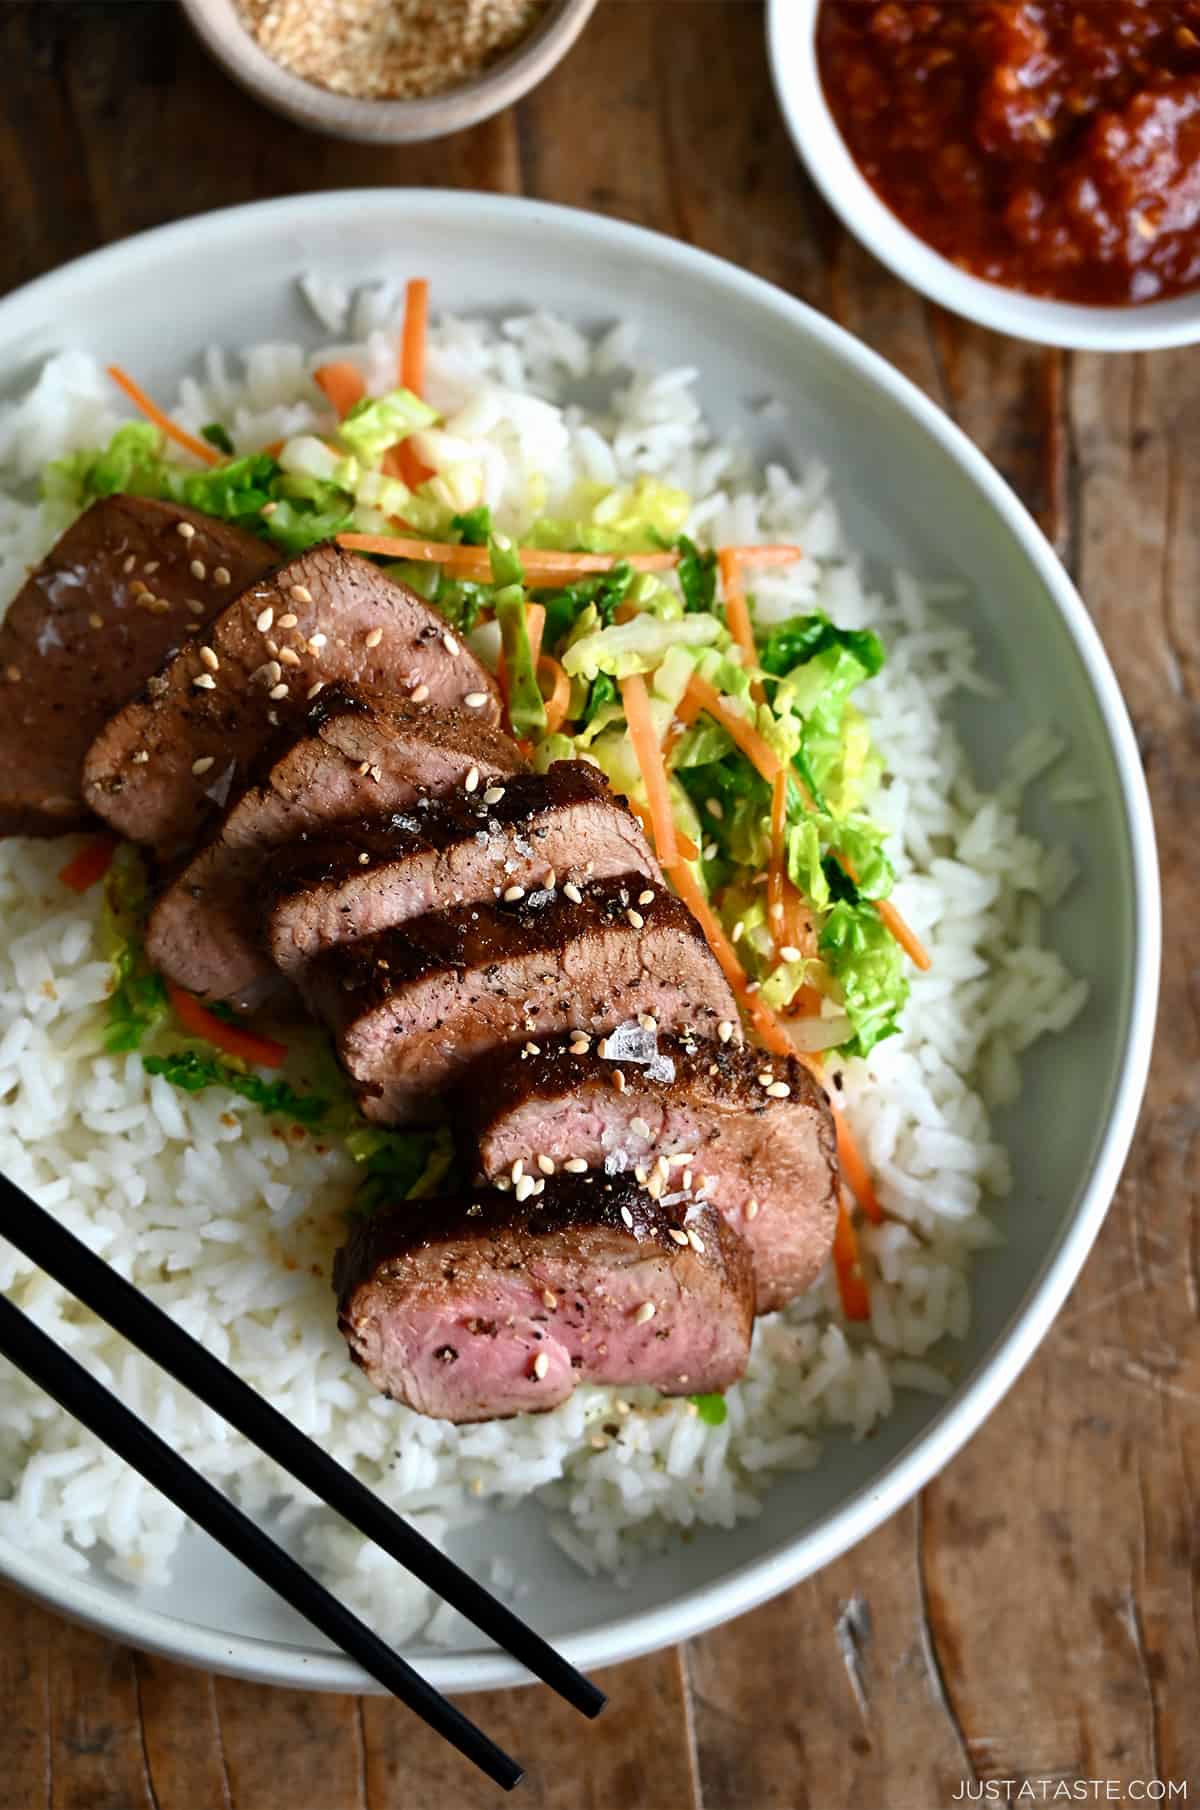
[179,0,599,144]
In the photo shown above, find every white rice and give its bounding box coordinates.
[0,289,1085,1642]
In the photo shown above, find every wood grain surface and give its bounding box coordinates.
[0,4,1195,1806]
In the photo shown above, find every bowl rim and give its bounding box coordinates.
[767,0,1200,352]
[177,0,599,145]
[0,188,1160,1693]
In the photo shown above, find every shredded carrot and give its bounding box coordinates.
[313,361,366,419]
[662,686,705,762]
[337,533,680,584]
[261,437,286,458]
[106,366,219,466]
[630,802,698,862]
[768,768,790,960]
[838,852,932,971]
[784,984,826,1018]
[719,550,765,706]
[620,674,678,868]
[386,440,435,490]
[832,1101,884,1224]
[166,983,287,1070]
[833,1191,871,1320]
[665,860,797,1059]
[720,544,803,567]
[684,673,781,787]
[400,278,429,396]
[538,655,571,734]
[58,834,117,893]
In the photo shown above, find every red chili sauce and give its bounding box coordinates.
[816,2,1200,305]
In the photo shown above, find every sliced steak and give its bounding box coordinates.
[82,546,502,854]
[304,874,742,1125]
[0,496,273,837]
[145,686,524,1009]
[468,1035,838,1313]
[334,1173,754,1421]
[266,761,662,983]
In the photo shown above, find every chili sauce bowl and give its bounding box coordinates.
[768,0,1200,352]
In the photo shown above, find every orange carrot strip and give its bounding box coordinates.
[538,655,571,735]
[336,533,679,584]
[720,544,803,566]
[620,674,678,868]
[832,1102,884,1224]
[684,673,781,786]
[662,686,705,762]
[387,440,435,489]
[629,802,697,862]
[106,365,219,466]
[838,852,932,971]
[833,1191,871,1320]
[58,834,117,893]
[665,860,797,1060]
[166,982,287,1070]
[768,767,791,960]
[719,549,766,706]
[400,278,429,396]
[313,360,366,419]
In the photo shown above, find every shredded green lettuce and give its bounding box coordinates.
[335,389,437,465]
[142,1050,330,1126]
[563,611,718,684]
[819,899,909,1057]
[689,1392,729,1425]
[102,845,168,1053]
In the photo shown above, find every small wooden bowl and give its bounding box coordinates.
[178,0,598,144]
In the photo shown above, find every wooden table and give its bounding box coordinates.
[1,4,1195,1805]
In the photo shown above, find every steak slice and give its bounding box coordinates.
[304,874,742,1125]
[334,1173,755,1421]
[468,1035,838,1313]
[0,496,273,837]
[266,761,662,983]
[82,545,502,854]
[145,686,524,1009]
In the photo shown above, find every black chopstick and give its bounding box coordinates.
[0,1172,605,1719]
[0,1291,522,1791]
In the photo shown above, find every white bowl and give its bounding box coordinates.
[0,190,1159,1692]
[768,0,1200,352]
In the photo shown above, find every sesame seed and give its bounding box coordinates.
[569,1037,590,1056]
[279,647,301,666]
[503,885,526,903]
[289,584,313,606]
[464,692,488,707]
[634,1301,656,1325]
[358,852,370,865]
[758,1072,775,1089]
[515,1175,536,1203]
[770,902,785,923]
[192,756,215,776]
[780,945,803,963]
[493,1175,512,1192]
[482,785,505,805]
[186,599,206,616]
[151,597,172,615]
[308,632,327,649]
[177,521,196,540]
[143,561,160,575]
[542,870,557,890]
[269,682,289,700]
[597,1038,610,1059]
[541,1288,557,1310]
[523,1040,541,1056]
[277,612,299,630]
[563,881,583,905]
[193,672,216,690]
[638,1013,657,1033]
[266,638,280,656]
[767,1080,791,1099]
[669,1227,689,1246]
[256,607,275,632]
[263,660,283,685]
[630,1117,651,1139]
[307,681,326,700]
[646,1171,664,1199]
[122,555,136,573]
[705,797,724,819]
[532,1352,549,1380]
[369,764,382,783]
[536,1154,556,1177]
[634,1165,648,1184]
[442,630,459,654]
[130,580,150,598]
[564,1157,588,1173]
[638,889,655,905]
[199,645,219,671]
[364,626,384,649]
[687,1229,706,1254]
[511,1159,525,1182]
[627,909,644,929]
[717,1020,734,1043]
[682,1171,693,1190]
[613,1069,627,1093]
[620,1205,635,1229]
[88,612,103,629]
[356,760,371,776]
[189,559,206,581]
[410,683,430,703]
[261,501,278,517]
[213,566,231,586]
[130,750,149,764]
[732,920,745,944]
[464,765,480,793]
[746,1198,760,1221]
